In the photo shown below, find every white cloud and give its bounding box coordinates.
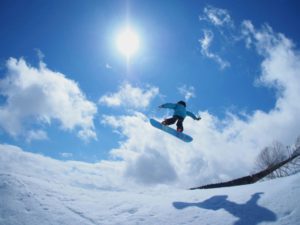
[178,85,196,101]
[0,58,97,142]
[241,20,255,48]
[200,5,234,28]
[60,152,73,158]
[238,20,300,143]
[199,30,230,69]
[26,130,48,143]
[34,48,45,61]
[125,148,178,184]
[99,82,159,109]
[105,63,112,69]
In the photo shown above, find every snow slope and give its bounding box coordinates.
[1,144,300,225]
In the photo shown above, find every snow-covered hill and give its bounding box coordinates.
[1,144,299,225]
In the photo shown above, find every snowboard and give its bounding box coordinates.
[150,118,193,143]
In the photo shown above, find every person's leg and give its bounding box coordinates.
[176,116,184,132]
[162,116,177,125]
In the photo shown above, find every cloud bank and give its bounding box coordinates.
[0,58,97,142]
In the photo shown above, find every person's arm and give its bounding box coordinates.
[159,103,176,109]
[187,111,201,120]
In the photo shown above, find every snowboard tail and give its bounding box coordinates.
[150,119,193,143]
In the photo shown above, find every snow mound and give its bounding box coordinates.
[1,144,300,225]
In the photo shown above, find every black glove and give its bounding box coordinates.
[196,117,201,121]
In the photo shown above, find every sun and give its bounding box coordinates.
[116,27,140,58]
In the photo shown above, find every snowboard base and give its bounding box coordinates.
[150,118,193,143]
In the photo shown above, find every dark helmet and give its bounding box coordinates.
[177,100,186,107]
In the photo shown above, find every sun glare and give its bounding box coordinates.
[116,27,140,58]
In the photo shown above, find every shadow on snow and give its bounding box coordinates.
[173,192,277,225]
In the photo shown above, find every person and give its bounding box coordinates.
[159,101,201,132]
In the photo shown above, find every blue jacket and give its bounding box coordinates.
[160,103,198,119]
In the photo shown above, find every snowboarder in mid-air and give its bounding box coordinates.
[159,101,201,133]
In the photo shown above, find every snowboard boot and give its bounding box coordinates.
[177,128,183,133]
[161,121,167,126]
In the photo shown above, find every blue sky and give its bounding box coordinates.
[1,0,300,169]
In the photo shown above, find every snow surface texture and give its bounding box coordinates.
[1,145,300,225]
